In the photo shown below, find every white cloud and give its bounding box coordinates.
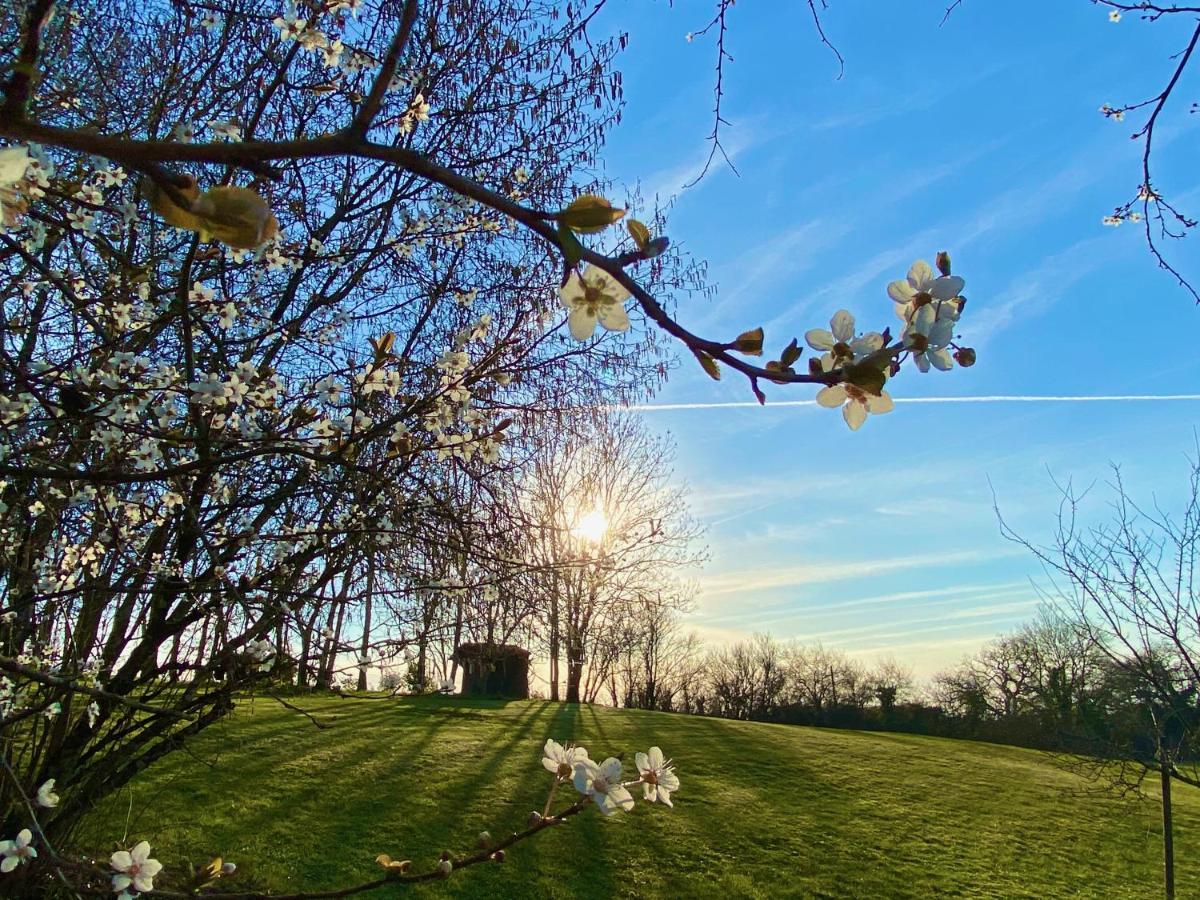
[696,547,1019,598]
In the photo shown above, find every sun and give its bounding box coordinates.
[572,508,608,544]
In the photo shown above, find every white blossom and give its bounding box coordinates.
[804,310,884,372]
[209,120,243,142]
[572,757,635,815]
[272,8,307,42]
[887,260,964,322]
[634,747,679,806]
[110,841,162,894]
[0,829,36,873]
[217,302,238,330]
[542,738,589,778]
[0,146,30,186]
[559,266,630,341]
[902,302,956,372]
[36,778,59,808]
[816,382,894,431]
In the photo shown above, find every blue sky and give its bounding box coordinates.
[592,1,1200,678]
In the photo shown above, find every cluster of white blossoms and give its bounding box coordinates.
[557,253,971,431]
[812,257,970,430]
[541,738,679,815]
[261,3,430,133]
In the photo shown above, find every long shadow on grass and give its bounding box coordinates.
[483,702,618,900]
[83,699,496,887]
[161,701,553,892]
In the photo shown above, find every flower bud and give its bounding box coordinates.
[644,236,670,258]
[221,862,237,876]
[438,859,453,877]
[935,251,952,276]
[954,347,977,368]
[477,831,492,848]
[492,849,506,863]
[527,811,543,827]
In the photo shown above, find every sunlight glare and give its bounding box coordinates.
[573,508,608,543]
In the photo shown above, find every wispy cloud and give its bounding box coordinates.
[697,548,1017,598]
[698,582,1036,631]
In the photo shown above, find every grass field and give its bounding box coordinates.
[77,695,1198,898]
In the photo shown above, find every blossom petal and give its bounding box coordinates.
[658,787,674,808]
[130,842,152,865]
[804,328,835,352]
[609,784,636,812]
[914,353,930,373]
[635,751,649,773]
[851,332,884,356]
[599,757,623,783]
[111,874,132,892]
[929,274,965,301]
[558,273,584,306]
[927,348,954,371]
[573,760,597,795]
[907,260,934,289]
[816,385,847,408]
[887,279,915,304]
[912,303,935,332]
[867,391,895,414]
[659,769,680,791]
[596,302,630,332]
[0,146,29,186]
[16,830,31,848]
[1,856,18,874]
[830,310,855,342]
[567,307,598,341]
[928,319,954,348]
[647,747,664,769]
[111,850,132,871]
[134,873,157,892]
[843,401,868,430]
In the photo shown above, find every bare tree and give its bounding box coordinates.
[1001,461,1200,899]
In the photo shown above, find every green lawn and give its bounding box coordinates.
[77,695,1197,898]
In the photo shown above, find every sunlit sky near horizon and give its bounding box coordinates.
[589,1,1200,679]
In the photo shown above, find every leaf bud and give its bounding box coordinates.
[935,251,952,276]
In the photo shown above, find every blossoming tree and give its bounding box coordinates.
[0,0,977,895]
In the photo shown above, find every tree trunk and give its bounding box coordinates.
[549,594,560,701]
[565,639,583,703]
[1162,759,1175,900]
[357,558,375,692]
[449,557,465,682]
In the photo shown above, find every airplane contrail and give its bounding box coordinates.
[623,394,1200,412]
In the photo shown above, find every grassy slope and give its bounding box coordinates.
[77,696,1198,899]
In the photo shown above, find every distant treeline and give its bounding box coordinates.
[615,617,1194,759]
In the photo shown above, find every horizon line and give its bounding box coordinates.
[622,394,1200,412]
